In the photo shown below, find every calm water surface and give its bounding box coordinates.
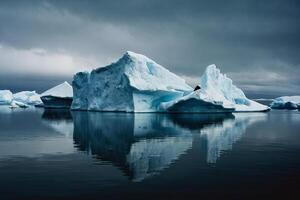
[0,106,300,199]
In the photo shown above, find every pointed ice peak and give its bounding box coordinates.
[198,64,269,111]
[41,81,73,98]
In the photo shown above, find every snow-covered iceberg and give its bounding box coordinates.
[162,65,270,112]
[270,96,300,110]
[72,51,193,112]
[13,91,42,105]
[10,100,29,108]
[0,90,13,105]
[41,82,73,108]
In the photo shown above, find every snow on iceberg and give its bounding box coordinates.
[270,96,300,110]
[13,91,42,105]
[72,51,193,112]
[160,90,235,113]
[41,82,73,108]
[10,100,29,108]
[162,65,270,112]
[0,90,13,105]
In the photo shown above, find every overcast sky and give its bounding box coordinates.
[0,0,299,97]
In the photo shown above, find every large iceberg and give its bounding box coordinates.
[270,96,300,110]
[162,65,270,112]
[13,91,42,105]
[0,90,13,105]
[41,82,73,108]
[72,51,193,112]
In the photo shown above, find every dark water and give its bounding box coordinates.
[0,106,300,199]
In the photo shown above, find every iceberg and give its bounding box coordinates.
[41,82,73,109]
[270,96,300,110]
[72,51,193,112]
[10,100,29,108]
[162,65,270,112]
[13,91,42,105]
[0,90,13,105]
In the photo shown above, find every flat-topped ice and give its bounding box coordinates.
[72,51,193,112]
[271,96,300,109]
[41,81,73,98]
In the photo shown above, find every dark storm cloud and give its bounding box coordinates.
[0,0,299,96]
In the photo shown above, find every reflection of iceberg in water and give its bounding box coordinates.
[42,109,74,138]
[71,111,265,180]
[127,135,192,182]
[72,112,194,182]
[201,113,268,163]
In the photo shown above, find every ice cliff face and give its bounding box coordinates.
[270,96,300,110]
[72,51,192,112]
[162,65,269,112]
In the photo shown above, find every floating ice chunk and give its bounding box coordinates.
[13,91,42,105]
[163,65,269,112]
[10,100,29,108]
[270,96,300,110]
[199,65,269,112]
[41,82,73,108]
[0,90,13,105]
[41,81,73,98]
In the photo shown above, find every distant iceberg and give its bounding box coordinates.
[10,100,29,108]
[162,65,270,112]
[0,90,13,105]
[270,96,300,110]
[41,82,73,109]
[13,91,42,105]
[72,51,193,112]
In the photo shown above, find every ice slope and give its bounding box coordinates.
[41,82,73,98]
[270,96,300,109]
[72,51,192,112]
[160,90,235,113]
[13,91,42,105]
[200,65,269,112]
[162,65,269,112]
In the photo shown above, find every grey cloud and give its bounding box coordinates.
[0,0,299,97]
